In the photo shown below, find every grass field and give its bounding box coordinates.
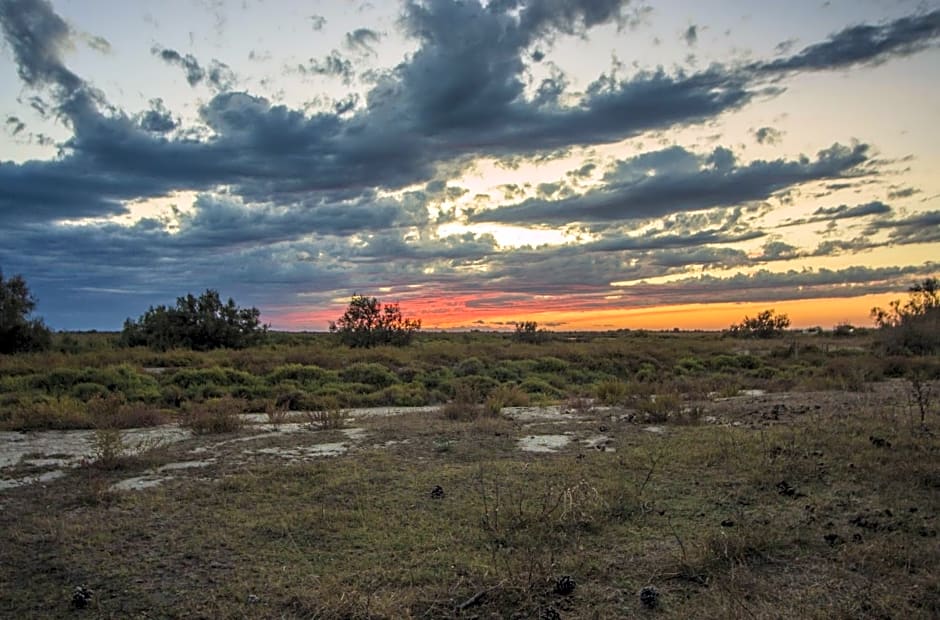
[1,331,938,618]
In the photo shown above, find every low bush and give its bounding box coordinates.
[180,396,247,434]
[305,395,347,429]
[339,362,399,388]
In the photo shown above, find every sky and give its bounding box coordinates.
[1,0,938,332]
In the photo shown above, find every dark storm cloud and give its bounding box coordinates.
[4,0,934,229]
[755,9,940,73]
[474,143,872,224]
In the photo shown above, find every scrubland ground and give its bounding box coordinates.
[0,332,938,618]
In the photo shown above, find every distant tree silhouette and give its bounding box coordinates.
[0,270,52,354]
[121,289,267,351]
[512,321,549,343]
[330,294,420,347]
[728,310,790,339]
[871,277,940,355]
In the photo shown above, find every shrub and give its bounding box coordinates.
[872,278,940,355]
[305,395,347,429]
[121,289,267,351]
[450,375,501,401]
[533,356,568,373]
[0,271,52,354]
[520,377,564,399]
[180,396,247,434]
[266,364,335,387]
[440,383,488,421]
[728,310,790,338]
[454,357,485,376]
[330,295,421,347]
[596,379,628,405]
[512,321,549,344]
[484,384,530,414]
[339,362,399,388]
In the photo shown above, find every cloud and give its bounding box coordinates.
[474,142,872,224]
[612,264,939,307]
[152,46,236,90]
[153,47,205,86]
[84,34,111,53]
[4,0,932,231]
[755,9,940,74]
[754,126,784,145]
[2,0,939,328]
[683,25,698,47]
[138,98,178,133]
[309,15,326,31]
[4,115,26,135]
[778,200,892,228]
[344,28,381,54]
[867,210,940,245]
[297,51,354,83]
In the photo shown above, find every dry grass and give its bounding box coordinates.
[1,332,938,618]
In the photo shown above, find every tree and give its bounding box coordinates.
[121,289,267,351]
[871,277,940,355]
[512,321,549,344]
[329,294,420,347]
[728,309,790,339]
[0,271,52,354]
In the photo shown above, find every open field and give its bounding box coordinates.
[1,331,938,618]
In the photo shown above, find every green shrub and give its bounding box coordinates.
[369,382,429,406]
[340,362,399,388]
[675,356,706,374]
[520,377,563,399]
[454,357,485,376]
[180,396,247,434]
[595,379,628,405]
[450,375,501,401]
[484,384,530,414]
[533,356,569,373]
[69,381,111,402]
[4,397,90,430]
[266,364,336,387]
[305,395,347,429]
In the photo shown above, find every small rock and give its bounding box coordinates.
[247,594,260,604]
[71,585,93,609]
[639,585,659,609]
[554,575,576,596]
[430,485,445,499]
[598,424,609,432]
